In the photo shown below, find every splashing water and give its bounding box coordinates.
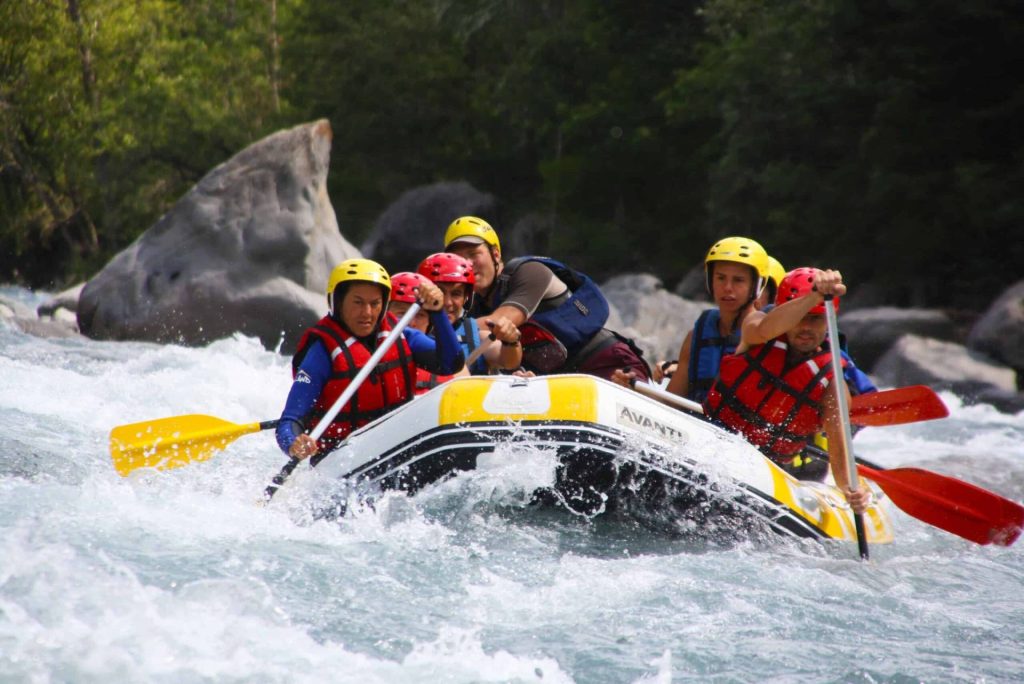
[2,288,1023,683]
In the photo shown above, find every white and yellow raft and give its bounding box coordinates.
[303,374,892,544]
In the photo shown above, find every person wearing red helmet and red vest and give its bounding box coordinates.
[276,259,464,463]
[388,272,433,333]
[703,267,870,514]
[417,252,522,377]
[387,270,460,394]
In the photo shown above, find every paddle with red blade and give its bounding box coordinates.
[639,370,1023,546]
[856,463,1024,546]
[850,385,949,427]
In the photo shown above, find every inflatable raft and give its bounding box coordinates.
[292,374,893,544]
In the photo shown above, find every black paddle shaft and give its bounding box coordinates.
[263,457,301,502]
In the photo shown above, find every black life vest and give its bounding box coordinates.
[480,256,609,372]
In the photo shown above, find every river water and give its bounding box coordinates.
[2,286,1023,683]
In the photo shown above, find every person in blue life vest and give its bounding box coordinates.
[654,246,783,387]
[276,259,464,463]
[662,236,771,403]
[417,252,522,376]
[443,216,650,381]
[703,267,871,514]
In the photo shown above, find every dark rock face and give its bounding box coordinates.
[968,280,1024,383]
[77,120,358,353]
[603,273,710,365]
[837,307,957,371]
[873,334,1017,400]
[360,182,498,274]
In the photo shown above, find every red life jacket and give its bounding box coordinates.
[414,367,454,395]
[292,315,416,453]
[703,338,843,461]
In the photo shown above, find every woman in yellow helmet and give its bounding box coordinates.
[276,258,464,463]
[755,256,787,311]
[665,236,770,403]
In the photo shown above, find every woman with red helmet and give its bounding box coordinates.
[388,272,433,333]
[418,252,522,375]
[703,267,871,515]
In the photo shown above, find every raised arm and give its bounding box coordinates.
[736,269,846,353]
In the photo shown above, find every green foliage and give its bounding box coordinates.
[1,0,292,287]
[2,0,1022,309]
[663,0,1024,306]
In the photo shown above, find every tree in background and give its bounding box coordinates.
[1,0,292,287]
[282,0,708,278]
[663,0,1024,307]
[3,0,1022,310]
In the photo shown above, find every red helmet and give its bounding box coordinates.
[775,267,839,314]
[390,272,431,303]
[417,252,476,286]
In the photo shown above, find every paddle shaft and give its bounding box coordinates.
[464,332,497,369]
[631,379,705,415]
[263,303,423,502]
[635,374,943,431]
[825,294,869,559]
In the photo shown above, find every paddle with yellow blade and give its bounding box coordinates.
[110,302,427,480]
[110,414,279,477]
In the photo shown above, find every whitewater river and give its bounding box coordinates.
[2,286,1023,683]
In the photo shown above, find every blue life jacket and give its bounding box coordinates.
[456,315,489,375]
[486,256,610,358]
[840,350,877,395]
[687,308,741,403]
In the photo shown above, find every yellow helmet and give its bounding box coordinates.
[766,256,786,291]
[704,236,770,298]
[326,258,391,311]
[444,216,501,253]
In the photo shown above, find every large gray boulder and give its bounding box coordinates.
[873,334,1018,406]
[77,120,357,353]
[968,280,1024,381]
[361,181,498,274]
[603,273,711,365]
[837,307,957,371]
[672,264,709,302]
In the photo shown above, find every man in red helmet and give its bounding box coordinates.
[417,252,522,375]
[703,267,870,514]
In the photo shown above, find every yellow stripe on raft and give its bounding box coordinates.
[769,466,894,543]
[438,376,599,424]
